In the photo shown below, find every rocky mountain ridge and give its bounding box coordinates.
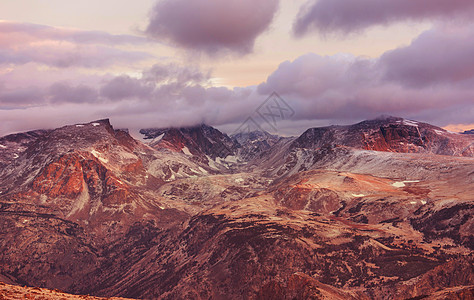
[0,117,473,299]
[463,129,474,135]
[291,116,474,156]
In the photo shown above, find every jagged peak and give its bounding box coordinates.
[73,119,112,128]
[140,123,225,140]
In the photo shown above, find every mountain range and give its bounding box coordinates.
[0,116,473,299]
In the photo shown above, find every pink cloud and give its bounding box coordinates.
[48,82,98,103]
[0,21,153,68]
[258,23,474,124]
[294,0,474,36]
[100,76,154,100]
[380,24,474,87]
[0,21,150,46]
[146,0,279,55]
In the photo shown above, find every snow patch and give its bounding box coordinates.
[90,149,100,158]
[117,150,137,160]
[13,154,19,159]
[76,125,85,128]
[392,182,405,188]
[39,194,47,204]
[151,133,165,144]
[421,200,427,205]
[102,203,129,213]
[67,181,90,217]
[0,144,6,149]
[434,129,445,135]
[410,201,417,204]
[235,178,244,184]
[198,167,208,174]
[403,120,419,127]
[352,194,365,197]
[392,180,420,188]
[92,123,100,127]
[90,150,109,164]
[182,146,192,156]
[224,155,238,163]
[207,156,218,170]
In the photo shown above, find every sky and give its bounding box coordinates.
[1,0,473,137]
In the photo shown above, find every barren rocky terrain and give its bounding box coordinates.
[0,281,132,299]
[0,116,473,299]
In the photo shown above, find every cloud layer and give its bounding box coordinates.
[146,0,279,55]
[1,18,474,136]
[259,24,474,125]
[380,25,474,87]
[0,21,152,68]
[294,0,474,36]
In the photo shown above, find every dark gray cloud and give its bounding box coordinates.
[146,0,279,55]
[294,0,474,36]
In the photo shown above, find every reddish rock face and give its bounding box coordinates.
[32,153,85,198]
[0,117,473,300]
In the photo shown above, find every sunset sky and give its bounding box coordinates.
[1,0,473,136]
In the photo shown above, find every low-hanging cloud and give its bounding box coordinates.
[293,0,474,36]
[259,25,474,125]
[145,0,279,55]
[48,82,98,104]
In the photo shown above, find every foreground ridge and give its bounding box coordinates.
[0,281,134,300]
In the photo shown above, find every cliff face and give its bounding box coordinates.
[0,117,473,299]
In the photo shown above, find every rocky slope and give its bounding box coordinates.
[0,129,50,169]
[0,281,132,300]
[231,130,282,161]
[140,124,240,159]
[291,116,474,156]
[0,117,473,299]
